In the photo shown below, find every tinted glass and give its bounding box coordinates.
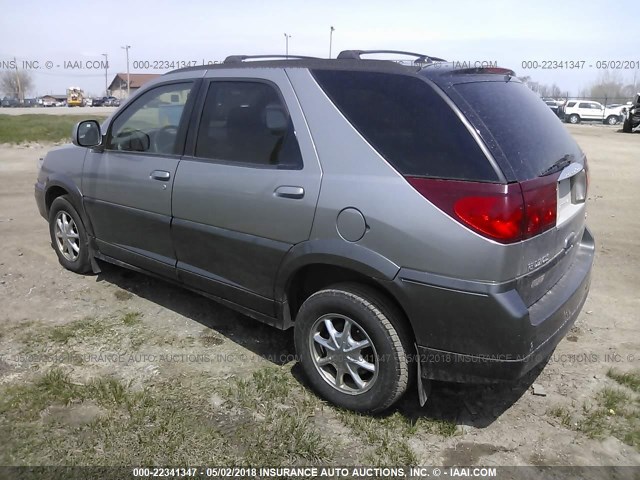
[578,102,590,108]
[454,81,583,180]
[195,81,302,169]
[108,83,192,154]
[312,70,498,181]
[567,101,576,107]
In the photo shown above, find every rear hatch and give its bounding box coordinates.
[445,77,588,306]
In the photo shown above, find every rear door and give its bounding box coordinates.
[83,81,197,277]
[171,69,321,315]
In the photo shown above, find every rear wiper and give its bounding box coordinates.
[539,154,573,176]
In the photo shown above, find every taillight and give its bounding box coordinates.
[405,175,558,243]
[520,177,557,239]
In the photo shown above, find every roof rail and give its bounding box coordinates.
[336,50,446,64]
[224,54,319,64]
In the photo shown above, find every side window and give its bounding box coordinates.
[312,70,498,181]
[566,102,576,108]
[107,83,192,154]
[578,102,590,109]
[194,81,302,169]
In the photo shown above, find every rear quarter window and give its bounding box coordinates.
[311,70,499,182]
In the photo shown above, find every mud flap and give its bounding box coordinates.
[415,343,431,407]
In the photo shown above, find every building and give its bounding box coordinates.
[108,73,161,99]
[39,94,67,107]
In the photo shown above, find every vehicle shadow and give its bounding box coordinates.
[95,261,296,366]
[96,261,544,428]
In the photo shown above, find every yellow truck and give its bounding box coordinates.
[66,87,84,107]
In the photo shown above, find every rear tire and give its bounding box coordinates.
[48,195,91,274]
[294,282,413,413]
[568,114,580,124]
[605,115,619,125]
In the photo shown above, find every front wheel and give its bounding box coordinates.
[294,283,413,413]
[622,117,632,133]
[568,114,580,124]
[48,195,91,273]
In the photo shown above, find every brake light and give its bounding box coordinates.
[520,177,557,239]
[405,176,558,243]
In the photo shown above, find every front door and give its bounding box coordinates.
[171,71,322,315]
[83,81,197,277]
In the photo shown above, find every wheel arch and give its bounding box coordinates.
[44,174,94,237]
[275,240,416,343]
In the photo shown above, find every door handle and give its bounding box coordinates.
[150,170,171,181]
[274,186,305,199]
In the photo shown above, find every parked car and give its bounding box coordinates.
[34,51,594,413]
[563,100,624,125]
[1,96,20,107]
[543,98,561,117]
[622,94,640,133]
[91,97,105,107]
[104,96,120,106]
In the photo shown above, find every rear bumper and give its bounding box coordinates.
[388,227,595,383]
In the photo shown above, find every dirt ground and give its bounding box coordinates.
[0,123,639,468]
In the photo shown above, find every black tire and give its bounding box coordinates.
[605,115,619,125]
[294,282,414,413]
[569,114,580,124]
[623,118,632,133]
[48,195,91,273]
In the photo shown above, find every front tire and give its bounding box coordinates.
[48,195,91,273]
[294,283,413,413]
[623,117,632,133]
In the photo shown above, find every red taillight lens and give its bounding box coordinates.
[454,195,523,241]
[521,179,557,238]
[405,175,558,243]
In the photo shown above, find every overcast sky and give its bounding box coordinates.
[1,0,637,97]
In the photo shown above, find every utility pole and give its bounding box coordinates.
[13,57,22,103]
[329,26,335,59]
[284,33,291,58]
[121,45,131,97]
[102,53,108,96]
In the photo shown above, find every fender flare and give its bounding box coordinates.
[274,239,400,303]
[44,174,95,237]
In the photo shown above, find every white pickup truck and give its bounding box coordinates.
[563,100,626,125]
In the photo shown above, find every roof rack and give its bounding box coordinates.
[224,54,319,64]
[336,50,446,64]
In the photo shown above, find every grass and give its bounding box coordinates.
[218,367,331,465]
[576,370,640,450]
[0,114,107,144]
[607,368,640,393]
[549,406,573,428]
[0,368,234,465]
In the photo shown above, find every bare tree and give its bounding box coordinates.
[0,69,34,101]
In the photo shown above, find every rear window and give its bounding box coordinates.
[453,81,583,180]
[312,70,499,181]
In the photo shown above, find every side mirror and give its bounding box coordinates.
[265,105,288,133]
[73,120,102,147]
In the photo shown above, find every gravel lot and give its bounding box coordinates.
[0,123,638,467]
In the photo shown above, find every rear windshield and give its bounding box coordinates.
[453,81,583,180]
[312,70,499,182]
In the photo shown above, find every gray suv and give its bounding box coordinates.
[34,50,594,413]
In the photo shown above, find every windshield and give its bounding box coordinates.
[453,81,584,180]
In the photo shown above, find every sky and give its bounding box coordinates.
[0,0,637,97]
